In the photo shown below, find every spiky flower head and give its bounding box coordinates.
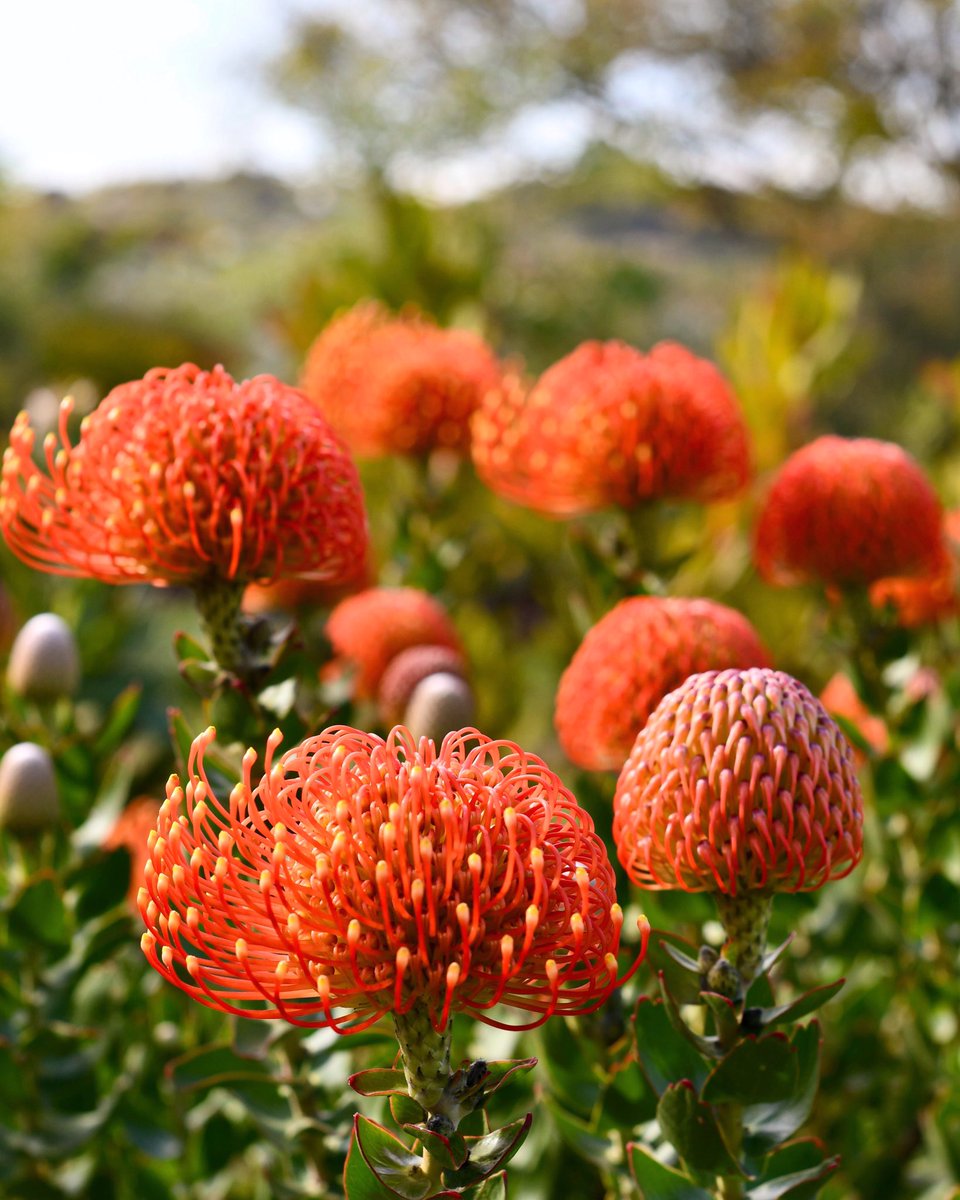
[140,724,642,1033]
[326,587,462,699]
[755,436,943,588]
[301,301,503,457]
[556,597,771,771]
[0,364,368,589]
[613,668,863,896]
[471,340,750,517]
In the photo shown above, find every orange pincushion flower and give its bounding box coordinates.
[867,508,960,627]
[613,668,863,895]
[754,436,943,588]
[301,302,503,457]
[0,364,368,588]
[105,798,161,907]
[471,340,750,517]
[556,597,772,771]
[819,674,889,757]
[140,724,643,1033]
[326,587,462,699]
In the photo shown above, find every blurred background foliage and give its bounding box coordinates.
[3,1,960,1198]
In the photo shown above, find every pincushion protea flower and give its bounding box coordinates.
[301,301,503,457]
[0,364,368,674]
[326,587,462,699]
[105,798,160,907]
[867,508,960,627]
[819,673,889,758]
[139,724,645,1105]
[471,340,750,517]
[754,436,943,588]
[555,597,771,771]
[614,667,863,983]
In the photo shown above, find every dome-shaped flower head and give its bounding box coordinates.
[326,587,462,699]
[301,301,503,457]
[471,340,750,517]
[613,667,863,896]
[0,364,368,589]
[754,436,943,588]
[867,507,960,627]
[556,597,772,772]
[140,724,644,1034]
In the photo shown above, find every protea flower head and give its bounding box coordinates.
[326,587,462,700]
[139,724,644,1038]
[868,508,960,627]
[0,364,369,591]
[301,301,503,457]
[613,667,863,897]
[754,436,943,588]
[471,339,750,517]
[556,597,771,771]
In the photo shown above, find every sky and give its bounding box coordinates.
[0,1,320,192]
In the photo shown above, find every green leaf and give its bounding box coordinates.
[657,1082,743,1184]
[167,707,195,775]
[650,935,705,1005]
[627,1142,712,1199]
[442,1114,532,1189]
[460,1173,507,1200]
[92,683,142,756]
[391,1092,426,1127]
[658,974,722,1060]
[544,1098,611,1167]
[348,1115,431,1200]
[411,1125,468,1171]
[168,1044,274,1092]
[748,1155,839,1199]
[701,1035,798,1108]
[633,997,710,1094]
[475,1057,538,1099]
[746,981,845,1031]
[538,1012,602,1116]
[8,874,70,949]
[758,936,796,977]
[349,1066,409,1097]
[738,1025,822,1157]
[173,630,211,663]
[71,846,132,922]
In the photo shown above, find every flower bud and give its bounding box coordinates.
[6,612,80,701]
[404,673,476,745]
[0,742,60,834]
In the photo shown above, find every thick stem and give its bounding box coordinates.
[193,578,247,676]
[714,891,774,989]
[392,1007,453,1114]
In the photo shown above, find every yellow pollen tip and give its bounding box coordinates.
[235,938,248,960]
[140,931,155,952]
[376,860,389,884]
[347,919,361,946]
[161,946,173,969]
[230,506,243,525]
[546,959,559,983]
[259,869,274,892]
[604,952,618,975]
[396,946,411,970]
[570,912,585,935]
[468,853,482,874]
[185,955,200,977]
[526,904,539,928]
[456,902,470,925]
[611,903,624,927]
[446,962,461,989]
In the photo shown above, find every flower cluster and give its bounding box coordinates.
[326,587,463,699]
[140,725,639,1032]
[301,302,503,457]
[613,668,863,895]
[556,597,771,771]
[0,364,369,589]
[754,436,944,588]
[471,340,750,517]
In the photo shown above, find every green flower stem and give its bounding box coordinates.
[715,1101,745,1200]
[393,1007,453,1186]
[193,578,247,677]
[714,890,774,990]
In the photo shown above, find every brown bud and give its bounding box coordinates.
[404,673,476,745]
[7,613,80,701]
[0,742,60,834]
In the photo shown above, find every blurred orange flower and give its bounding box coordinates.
[471,339,750,516]
[326,587,462,699]
[0,364,369,589]
[819,673,889,757]
[301,301,503,457]
[556,597,772,771]
[105,798,160,907]
[613,668,863,895]
[867,508,960,627]
[754,436,943,588]
[140,724,644,1032]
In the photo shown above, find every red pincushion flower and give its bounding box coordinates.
[471,340,750,517]
[139,724,643,1033]
[0,364,369,588]
[754,436,943,588]
[867,508,960,627]
[556,597,772,771]
[301,302,503,457]
[326,587,462,699]
[613,667,864,895]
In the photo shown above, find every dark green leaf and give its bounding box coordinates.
[71,846,132,922]
[701,1035,798,1108]
[657,1082,743,1183]
[658,974,722,1060]
[92,683,142,756]
[442,1114,532,1189]
[747,981,844,1031]
[168,1043,274,1091]
[739,1025,822,1157]
[544,1098,611,1167]
[8,874,70,949]
[633,997,709,1094]
[350,1114,431,1199]
[748,1158,839,1198]
[627,1142,712,1199]
[410,1124,468,1170]
[350,1066,409,1097]
[460,1173,507,1200]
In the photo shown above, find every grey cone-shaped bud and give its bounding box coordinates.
[7,613,80,701]
[0,742,60,835]
[403,672,476,745]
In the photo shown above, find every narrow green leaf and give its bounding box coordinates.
[92,683,142,756]
[746,981,844,1031]
[627,1142,713,1199]
[460,1173,507,1200]
[168,1043,273,1091]
[633,997,710,1094]
[349,1066,409,1097]
[657,1082,743,1183]
[544,1098,611,1167]
[658,974,722,1060]
[748,1158,839,1199]
[442,1114,532,1189]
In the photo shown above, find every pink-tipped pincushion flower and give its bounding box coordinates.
[301,301,503,457]
[0,364,369,674]
[614,667,863,983]
[556,597,772,772]
[140,724,645,1109]
[471,340,750,517]
[326,587,462,700]
[754,436,943,588]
